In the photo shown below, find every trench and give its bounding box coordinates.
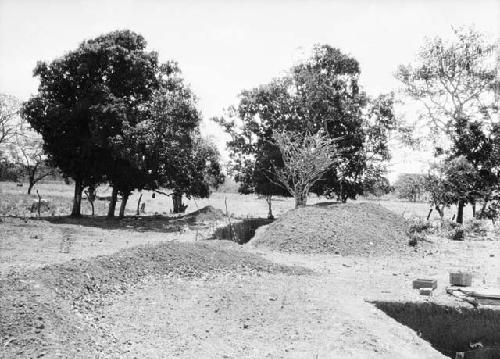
[373,301,500,358]
[212,218,273,244]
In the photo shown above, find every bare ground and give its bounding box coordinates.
[1,197,499,358]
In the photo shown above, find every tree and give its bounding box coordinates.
[22,30,160,216]
[0,93,19,150]
[169,136,224,213]
[272,130,339,208]
[397,27,499,221]
[217,45,395,212]
[394,173,426,202]
[363,170,391,198]
[134,63,223,214]
[436,156,481,223]
[396,27,497,141]
[8,118,54,194]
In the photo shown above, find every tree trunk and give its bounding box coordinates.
[87,185,96,216]
[479,198,489,219]
[427,208,433,221]
[472,202,476,218]
[265,195,274,220]
[136,193,143,216]
[436,205,444,219]
[119,193,129,218]
[456,200,465,224]
[107,187,118,218]
[71,179,83,217]
[294,192,307,209]
[172,192,185,213]
[27,178,34,195]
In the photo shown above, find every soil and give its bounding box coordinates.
[251,202,415,256]
[0,241,309,358]
[1,200,499,358]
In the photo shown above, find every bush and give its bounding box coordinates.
[464,219,489,237]
[450,227,465,241]
[407,218,432,235]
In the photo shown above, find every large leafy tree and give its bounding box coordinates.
[22,30,160,216]
[397,27,499,221]
[217,45,395,211]
[426,157,481,223]
[394,173,427,202]
[138,64,223,213]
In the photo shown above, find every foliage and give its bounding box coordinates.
[140,65,223,206]
[394,173,426,202]
[272,130,339,208]
[363,169,391,198]
[0,93,20,149]
[397,27,499,222]
[396,27,498,141]
[8,117,54,194]
[217,45,395,204]
[22,30,160,216]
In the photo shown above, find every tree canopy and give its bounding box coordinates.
[397,27,499,222]
[22,30,223,217]
[217,44,395,203]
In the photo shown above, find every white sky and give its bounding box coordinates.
[1,0,499,181]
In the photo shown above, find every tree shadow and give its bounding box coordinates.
[372,301,500,358]
[32,205,228,233]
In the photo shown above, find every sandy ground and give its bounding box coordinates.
[96,272,444,359]
[1,185,498,358]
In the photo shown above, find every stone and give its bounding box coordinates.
[449,272,472,287]
[413,278,437,290]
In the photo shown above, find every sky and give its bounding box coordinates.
[1,0,499,180]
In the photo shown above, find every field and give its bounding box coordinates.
[1,181,499,358]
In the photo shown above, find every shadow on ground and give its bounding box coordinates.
[9,205,228,233]
[372,301,500,358]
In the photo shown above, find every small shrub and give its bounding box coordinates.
[407,218,432,235]
[464,219,489,237]
[408,232,426,247]
[406,218,431,247]
[450,227,465,241]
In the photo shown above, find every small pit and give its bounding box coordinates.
[373,301,500,358]
[213,218,273,244]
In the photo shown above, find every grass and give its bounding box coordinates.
[1,180,478,222]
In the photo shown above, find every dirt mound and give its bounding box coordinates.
[251,202,412,256]
[185,205,225,222]
[0,241,310,358]
[39,241,310,306]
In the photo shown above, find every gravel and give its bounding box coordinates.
[251,202,415,256]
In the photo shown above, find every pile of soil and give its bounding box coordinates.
[251,202,412,256]
[0,241,310,358]
[185,205,225,222]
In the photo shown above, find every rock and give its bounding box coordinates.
[450,272,473,287]
[413,279,438,290]
[419,288,433,296]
